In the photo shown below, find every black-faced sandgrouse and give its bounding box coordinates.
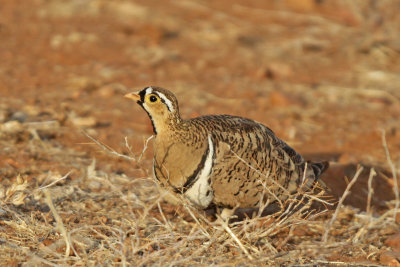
[125,86,329,217]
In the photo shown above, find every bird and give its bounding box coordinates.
[124,86,329,218]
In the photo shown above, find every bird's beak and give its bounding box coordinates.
[124,92,141,101]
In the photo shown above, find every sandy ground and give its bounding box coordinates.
[1,0,400,266]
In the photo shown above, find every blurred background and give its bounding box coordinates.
[1,0,400,209]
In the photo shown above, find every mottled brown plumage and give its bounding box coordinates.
[125,86,329,214]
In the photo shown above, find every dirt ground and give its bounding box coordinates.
[1,0,400,266]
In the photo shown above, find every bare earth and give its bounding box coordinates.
[1,1,400,266]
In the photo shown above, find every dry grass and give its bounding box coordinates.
[0,128,398,266]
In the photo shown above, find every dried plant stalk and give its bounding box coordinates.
[381,130,399,221]
[322,166,364,243]
[43,189,73,257]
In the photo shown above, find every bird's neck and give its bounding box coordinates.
[151,115,183,136]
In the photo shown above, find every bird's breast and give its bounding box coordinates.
[153,133,211,195]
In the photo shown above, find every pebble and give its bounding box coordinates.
[10,111,27,122]
[70,116,97,128]
[1,120,23,133]
[386,234,400,253]
[380,251,400,267]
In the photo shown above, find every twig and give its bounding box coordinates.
[157,202,173,231]
[277,225,295,250]
[0,238,58,266]
[381,129,399,221]
[37,171,72,191]
[366,168,377,215]
[44,189,72,257]
[124,136,136,160]
[306,194,334,206]
[182,201,210,238]
[138,135,154,162]
[322,166,364,243]
[82,130,135,161]
[217,215,254,260]
[301,162,308,187]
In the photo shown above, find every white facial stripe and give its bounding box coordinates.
[145,87,153,95]
[156,92,175,112]
[185,135,214,208]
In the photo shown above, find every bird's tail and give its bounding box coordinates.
[310,161,329,190]
[311,161,329,178]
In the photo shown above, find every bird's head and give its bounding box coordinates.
[125,86,181,134]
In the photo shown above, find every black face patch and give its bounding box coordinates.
[138,88,147,103]
[137,88,157,134]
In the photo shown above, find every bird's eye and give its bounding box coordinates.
[149,95,158,102]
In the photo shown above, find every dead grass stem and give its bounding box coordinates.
[322,166,364,243]
[381,129,399,221]
[43,189,73,258]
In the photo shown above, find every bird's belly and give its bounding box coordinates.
[183,135,214,208]
[184,175,213,208]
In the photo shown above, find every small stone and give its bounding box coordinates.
[1,120,23,133]
[70,116,97,128]
[260,62,292,80]
[380,251,400,267]
[386,234,400,253]
[106,2,148,20]
[10,111,27,122]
